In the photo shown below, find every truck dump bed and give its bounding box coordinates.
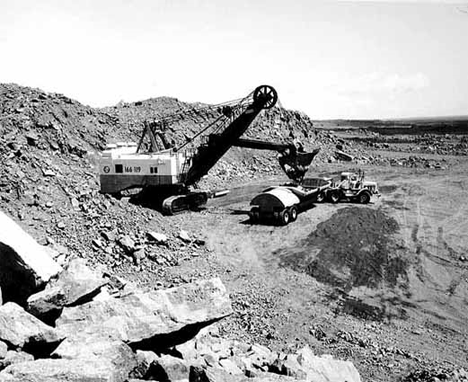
[301,177,332,190]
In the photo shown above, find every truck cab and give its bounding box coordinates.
[326,171,380,204]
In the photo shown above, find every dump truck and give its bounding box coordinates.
[249,177,331,225]
[249,170,380,225]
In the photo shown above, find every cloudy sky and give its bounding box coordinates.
[1,0,467,119]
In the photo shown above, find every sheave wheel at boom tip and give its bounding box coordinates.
[253,85,278,109]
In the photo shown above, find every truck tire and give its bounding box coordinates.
[328,190,340,203]
[280,210,291,225]
[316,191,326,203]
[249,207,260,223]
[358,191,371,204]
[289,206,298,222]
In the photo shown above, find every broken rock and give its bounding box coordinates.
[51,331,137,382]
[335,150,353,162]
[0,358,127,382]
[0,211,61,304]
[0,341,7,359]
[0,302,62,349]
[296,346,361,382]
[0,350,34,370]
[152,354,189,382]
[249,344,276,368]
[101,230,116,242]
[189,365,244,382]
[271,354,307,380]
[27,258,106,318]
[147,231,168,245]
[253,373,307,382]
[42,168,56,177]
[118,235,135,253]
[219,358,243,375]
[175,339,198,362]
[179,230,191,243]
[189,366,302,382]
[131,350,159,379]
[132,248,146,265]
[25,133,38,146]
[56,278,233,348]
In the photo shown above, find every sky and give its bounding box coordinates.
[1,0,467,119]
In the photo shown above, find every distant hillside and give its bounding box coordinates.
[313,115,468,135]
[386,115,468,123]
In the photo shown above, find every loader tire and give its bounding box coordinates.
[358,191,371,204]
[328,190,340,203]
[316,191,326,203]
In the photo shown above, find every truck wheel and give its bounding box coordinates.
[249,208,259,222]
[280,210,291,225]
[316,191,326,203]
[289,206,298,222]
[358,192,371,204]
[328,190,340,203]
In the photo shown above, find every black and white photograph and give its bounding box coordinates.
[0,0,467,381]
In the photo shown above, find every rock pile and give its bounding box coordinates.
[0,269,232,382]
[359,133,468,157]
[386,156,447,169]
[402,367,468,382]
[0,209,362,382]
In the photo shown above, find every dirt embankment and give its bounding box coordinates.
[278,207,403,292]
[274,206,414,322]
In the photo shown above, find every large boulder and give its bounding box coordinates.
[296,346,361,382]
[147,354,189,382]
[218,359,243,376]
[270,354,307,380]
[189,366,305,382]
[51,331,137,382]
[0,211,61,304]
[0,358,127,382]
[247,344,276,369]
[131,350,160,379]
[0,302,62,349]
[175,339,198,362]
[0,350,34,370]
[56,278,233,348]
[27,258,107,319]
[190,366,246,382]
[0,341,7,359]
